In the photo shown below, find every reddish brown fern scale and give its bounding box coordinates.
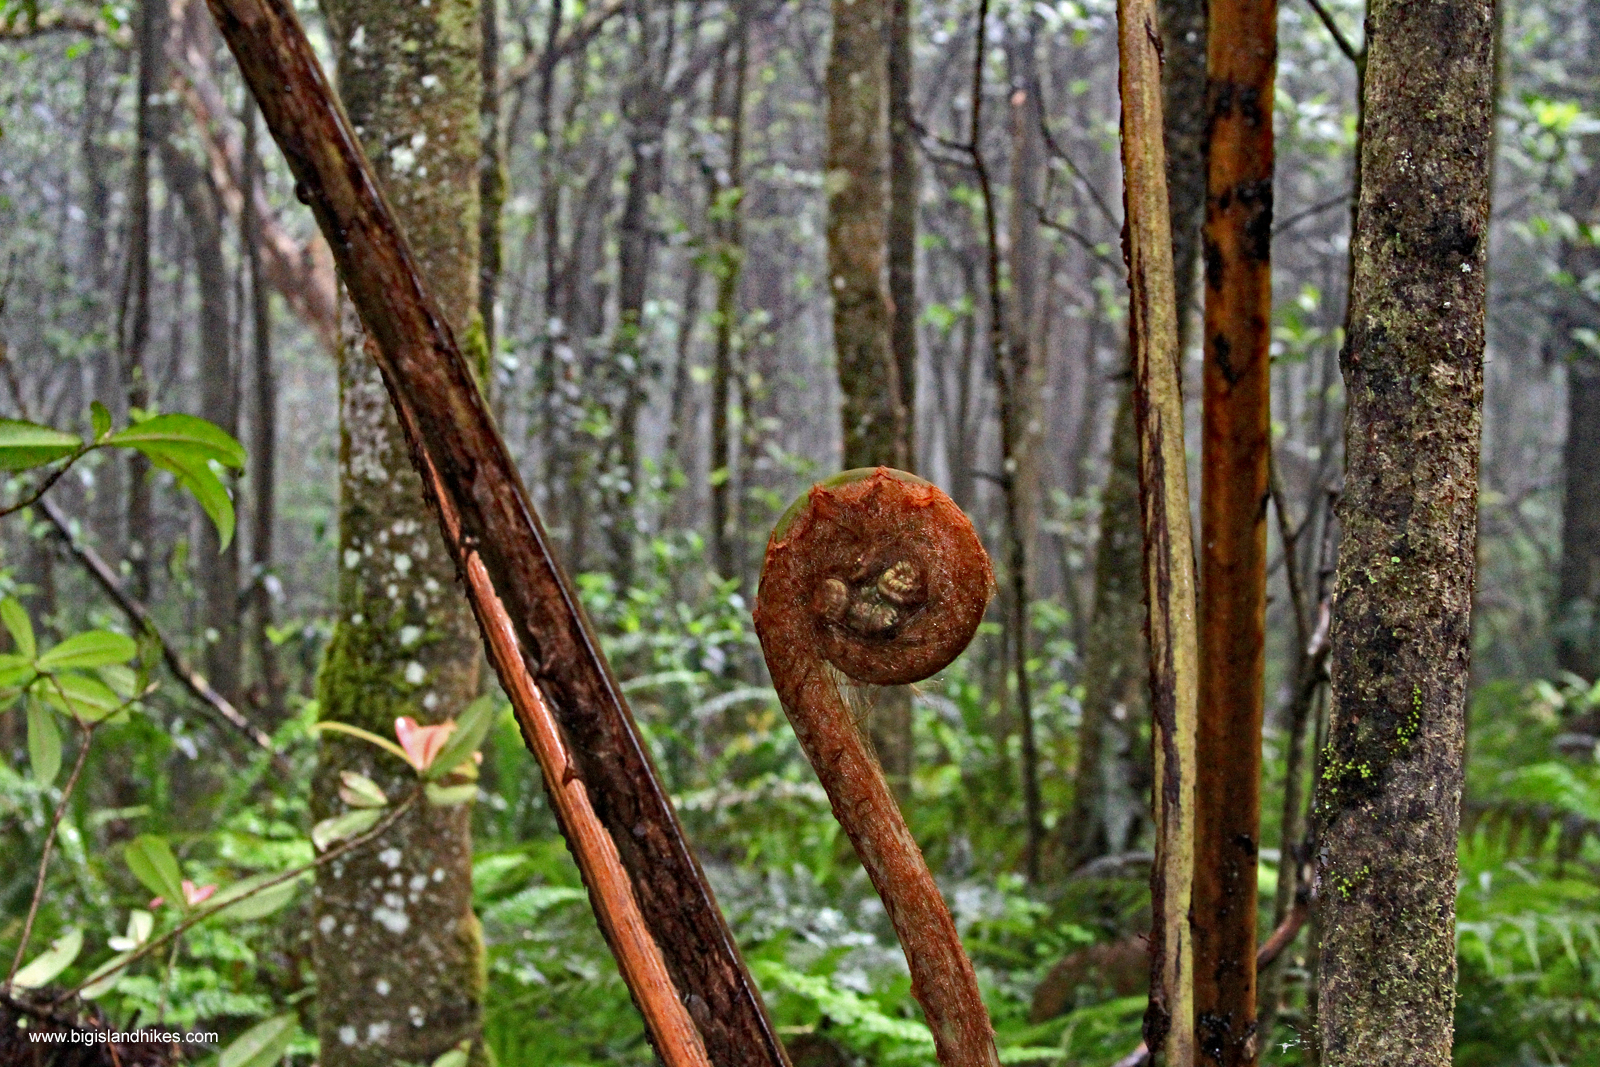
[754,467,999,1067]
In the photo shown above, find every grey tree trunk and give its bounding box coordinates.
[1314,0,1496,1062]
[309,0,488,1060]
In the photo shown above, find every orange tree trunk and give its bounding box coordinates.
[1193,0,1275,1062]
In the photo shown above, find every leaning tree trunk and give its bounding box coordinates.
[1193,0,1275,1059]
[308,0,488,1061]
[825,0,916,791]
[1119,0,1200,1054]
[1314,0,1495,1063]
[1067,0,1206,871]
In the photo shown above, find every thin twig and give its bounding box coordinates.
[0,447,97,519]
[48,789,421,1006]
[5,719,97,988]
[1300,0,1361,66]
[0,343,281,764]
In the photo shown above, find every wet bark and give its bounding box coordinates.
[1313,0,1495,1063]
[308,0,488,1059]
[1193,0,1274,1059]
[1119,0,1200,1056]
[203,0,792,1060]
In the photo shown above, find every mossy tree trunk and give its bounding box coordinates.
[1314,0,1495,1062]
[309,0,487,1060]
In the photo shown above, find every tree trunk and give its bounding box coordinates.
[1313,0,1495,1062]
[1554,4,1600,684]
[479,0,503,373]
[309,0,488,1059]
[709,30,748,584]
[242,101,283,721]
[165,139,243,708]
[1118,0,1199,1056]
[1193,0,1275,1060]
[121,0,164,603]
[827,0,901,470]
[1559,360,1600,679]
[886,0,917,467]
[826,0,916,791]
[1067,0,1206,873]
[1065,394,1149,864]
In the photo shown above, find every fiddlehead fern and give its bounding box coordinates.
[754,467,999,1067]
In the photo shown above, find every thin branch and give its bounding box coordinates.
[1111,897,1313,1067]
[48,789,422,1006]
[0,8,129,44]
[5,719,96,988]
[0,344,281,763]
[0,447,97,519]
[1037,104,1120,230]
[1300,0,1361,66]
[1272,190,1353,236]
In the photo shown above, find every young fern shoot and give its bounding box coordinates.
[754,467,999,1067]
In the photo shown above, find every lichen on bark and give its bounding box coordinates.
[309,0,488,1060]
[1314,0,1496,1063]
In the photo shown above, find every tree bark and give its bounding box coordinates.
[827,0,902,471]
[1554,2,1600,683]
[242,101,284,721]
[161,119,244,708]
[826,0,917,790]
[1118,0,1199,1057]
[1068,0,1206,872]
[121,0,164,603]
[202,0,793,1060]
[1313,0,1495,1062]
[308,0,489,1060]
[886,0,917,466]
[709,29,748,584]
[1193,0,1274,1059]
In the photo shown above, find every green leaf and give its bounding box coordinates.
[2,597,36,659]
[423,694,499,780]
[79,949,136,999]
[431,1041,472,1067]
[0,418,81,470]
[338,770,389,809]
[0,652,35,688]
[27,703,61,785]
[425,782,479,806]
[36,629,138,671]
[11,928,83,988]
[90,402,112,439]
[218,1014,298,1067]
[105,413,246,468]
[40,671,125,721]
[125,834,185,904]
[311,808,382,851]
[209,873,302,922]
[145,449,236,550]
